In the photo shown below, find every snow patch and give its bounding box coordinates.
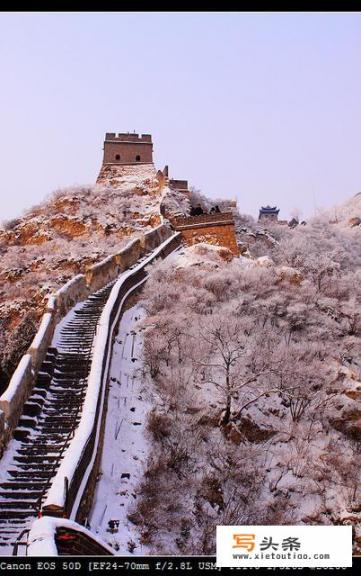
[88,304,152,555]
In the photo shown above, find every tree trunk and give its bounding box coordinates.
[221,367,232,426]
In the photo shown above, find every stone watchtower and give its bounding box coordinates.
[102,132,153,165]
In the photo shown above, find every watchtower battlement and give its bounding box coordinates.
[105,133,152,143]
[102,132,153,165]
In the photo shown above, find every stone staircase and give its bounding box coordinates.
[0,284,113,553]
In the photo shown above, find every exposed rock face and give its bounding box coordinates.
[276,266,303,285]
[223,417,276,444]
[348,216,361,227]
[199,476,224,510]
[236,416,277,443]
[328,376,361,441]
[329,407,361,441]
[345,389,361,401]
[49,216,88,237]
[224,422,243,444]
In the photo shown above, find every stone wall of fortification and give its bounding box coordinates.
[0,224,173,456]
[171,214,239,256]
[179,223,239,255]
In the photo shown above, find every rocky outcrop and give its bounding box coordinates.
[329,407,361,441]
[348,216,361,227]
[224,417,276,444]
[276,266,303,285]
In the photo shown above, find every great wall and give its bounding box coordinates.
[0,132,240,555]
[0,133,354,556]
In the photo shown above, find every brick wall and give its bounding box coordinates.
[55,528,113,555]
[171,214,239,256]
[102,133,153,165]
[179,223,239,255]
[103,141,153,164]
[169,179,188,190]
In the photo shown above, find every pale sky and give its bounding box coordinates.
[0,12,360,221]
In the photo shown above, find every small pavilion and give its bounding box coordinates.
[258,206,280,222]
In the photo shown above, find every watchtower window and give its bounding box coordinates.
[136,155,141,162]
[115,154,121,161]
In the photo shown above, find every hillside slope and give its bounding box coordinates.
[0,165,164,393]
[322,192,361,226]
[131,225,361,554]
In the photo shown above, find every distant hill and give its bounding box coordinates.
[322,192,361,226]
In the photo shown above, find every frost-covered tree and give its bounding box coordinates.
[135,215,361,553]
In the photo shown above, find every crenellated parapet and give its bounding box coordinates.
[105,133,152,143]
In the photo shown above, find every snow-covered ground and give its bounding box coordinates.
[88,303,152,555]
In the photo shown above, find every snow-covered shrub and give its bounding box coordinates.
[134,218,361,553]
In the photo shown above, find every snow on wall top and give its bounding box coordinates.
[43,234,180,513]
[27,516,114,556]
